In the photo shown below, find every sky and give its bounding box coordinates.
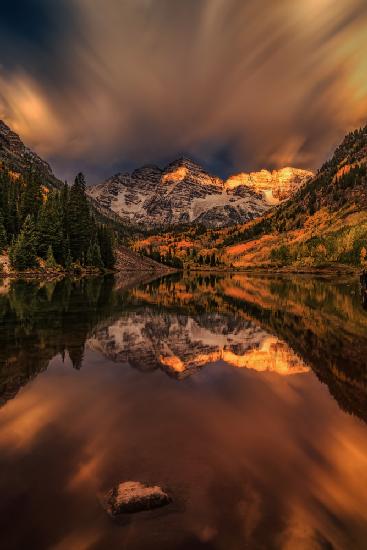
[0,0,366,184]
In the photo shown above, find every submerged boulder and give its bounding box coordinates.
[102,481,171,515]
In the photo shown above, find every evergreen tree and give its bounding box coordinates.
[37,192,64,262]
[20,173,43,223]
[6,182,21,239]
[68,173,94,262]
[0,213,7,252]
[86,244,93,266]
[45,245,58,268]
[91,242,104,268]
[10,215,38,270]
[64,243,73,270]
[0,167,117,272]
[97,226,115,269]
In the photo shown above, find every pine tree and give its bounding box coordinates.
[10,215,38,270]
[6,182,21,239]
[97,226,115,269]
[86,244,93,266]
[0,213,7,252]
[91,242,104,268]
[20,172,43,223]
[37,192,64,263]
[45,245,58,268]
[67,173,94,262]
[64,244,73,270]
[60,183,70,263]
[0,166,117,272]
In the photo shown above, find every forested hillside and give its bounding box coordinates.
[219,126,367,269]
[0,168,115,272]
[132,125,367,271]
[251,126,367,236]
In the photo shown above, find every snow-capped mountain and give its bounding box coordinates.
[87,157,313,229]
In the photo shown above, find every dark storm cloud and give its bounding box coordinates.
[0,0,76,76]
[0,0,367,183]
[1,0,67,46]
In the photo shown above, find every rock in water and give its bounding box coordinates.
[102,481,171,515]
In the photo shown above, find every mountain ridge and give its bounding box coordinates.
[131,124,367,271]
[88,156,313,229]
[219,124,367,269]
[0,119,147,243]
[0,120,62,189]
[136,124,367,271]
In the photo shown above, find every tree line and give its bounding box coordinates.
[0,169,115,271]
[141,246,183,269]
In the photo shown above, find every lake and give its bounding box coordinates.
[1,272,367,549]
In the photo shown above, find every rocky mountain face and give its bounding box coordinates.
[0,120,61,189]
[88,157,313,229]
[226,167,314,202]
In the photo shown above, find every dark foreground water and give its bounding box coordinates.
[1,272,367,550]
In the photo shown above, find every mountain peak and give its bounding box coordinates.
[164,156,205,171]
[162,157,223,189]
[88,156,314,229]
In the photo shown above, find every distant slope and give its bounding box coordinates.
[115,245,175,273]
[0,120,62,189]
[88,157,312,229]
[0,119,145,243]
[216,125,367,270]
[131,126,367,271]
[165,127,367,271]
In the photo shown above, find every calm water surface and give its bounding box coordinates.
[0,273,367,549]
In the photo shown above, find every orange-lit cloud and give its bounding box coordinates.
[0,0,366,182]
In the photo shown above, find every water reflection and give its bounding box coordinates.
[0,276,122,404]
[0,273,366,549]
[88,313,309,378]
[125,272,367,422]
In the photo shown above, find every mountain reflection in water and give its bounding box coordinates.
[0,273,367,549]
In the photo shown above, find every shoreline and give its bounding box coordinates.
[185,265,360,276]
[0,264,361,282]
[0,266,177,282]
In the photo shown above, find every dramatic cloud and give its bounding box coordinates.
[0,0,367,182]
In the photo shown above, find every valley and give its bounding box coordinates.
[2,4,367,548]
[132,126,367,273]
[0,117,367,276]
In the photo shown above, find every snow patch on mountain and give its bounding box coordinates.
[88,158,313,229]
